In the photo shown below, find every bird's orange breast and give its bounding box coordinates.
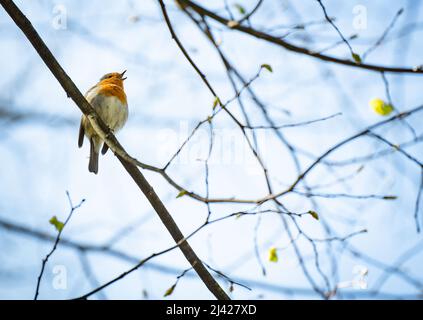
[97,79,127,104]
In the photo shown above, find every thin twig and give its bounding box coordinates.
[34,191,84,300]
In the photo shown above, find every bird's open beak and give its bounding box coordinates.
[120,70,127,80]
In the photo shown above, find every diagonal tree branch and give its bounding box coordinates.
[0,0,229,300]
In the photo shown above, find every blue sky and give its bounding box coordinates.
[0,0,422,299]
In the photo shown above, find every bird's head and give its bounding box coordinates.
[99,70,127,82]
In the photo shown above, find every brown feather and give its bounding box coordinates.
[101,143,109,155]
[88,138,99,174]
[78,119,84,148]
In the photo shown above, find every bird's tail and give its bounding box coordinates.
[89,138,99,174]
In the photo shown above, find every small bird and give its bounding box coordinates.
[78,71,128,174]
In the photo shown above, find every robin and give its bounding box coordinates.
[78,71,128,174]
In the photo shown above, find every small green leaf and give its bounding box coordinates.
[212,96,221,109]
[49,216,64,232]
[383,195,397,200]
[308,210,319,220]
[261,64,273,72]
[268,247,278,262]
[207,116,212,123]
[369,98,394,116]
[176,190,188,198]
[164,284,176,297]
[234,4,246,15]
[352,53,362,64]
